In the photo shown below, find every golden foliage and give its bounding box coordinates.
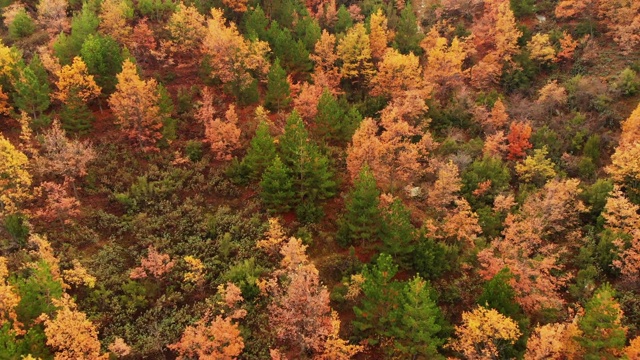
[370,49,424,100]
[0,257,23,336]
[423,28,467,94]
[525,321,583,360]
[0,134,32,216]
[527,33,556,63]
[203,8,270,87]
[54,57,101,103]
[222,0,248,12]
[311,30,341,92]
[62,260,96,289]
[44,295,106,360]
[515,147,557,184]
[108,59,163,151]
[448,305,521,359]
[316,311,364,359]
[369,9,393,60]
[337,23,375,83]
[183,256,205,284]
[256,218,288,256]
[99,0,133,44]
[165,3,206,55]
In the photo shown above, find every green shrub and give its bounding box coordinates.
[138,0,176,21]
[185,140,203,162]
[9,9,36,39]
[3,213,29,246]
[510,0,535,18]
[612,68,639,96]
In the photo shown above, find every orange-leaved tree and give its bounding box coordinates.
[202,8,270,92]
[108,59,163,152]
[204,103,242,161]
[506,121,532,161]
[44,294,107,360]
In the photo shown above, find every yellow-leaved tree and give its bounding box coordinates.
[422,26,467,97]
[108,59,163,152]
[310,30,341,93]
[202,8,270,91]
[0,257,23,336]
[98,0,133,44]
[448,305,521,359]
[369,9,393,61]
[164,3,206,56]
[527,33,556,63]
[54,57,101,104]
[369,48,424,101]
[0,134,32,216]
[337,23,375,86]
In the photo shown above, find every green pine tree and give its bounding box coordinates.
[80,34,123,93]
[334,4,353,34]
[315,89,343,141]
[60,94,94,133]
[243,120,277,179]
[13,57,50,120]
[380,198,415,265]
[353,253,402,342]
[264,58,291,111]
[394,3,423,55]
[391,275,445,359]
[8,9,35,40]
[337,166,382,246]
[242,5,269,40]
[157,83,177,142]
[260,156,296,213]
[278,111,335,221]
[577,284,628,360]
[53,5,100,65]
[279,110,308,167]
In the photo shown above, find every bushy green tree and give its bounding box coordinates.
[315,89,362,142]
[266,23,312,73]
[8,9,35,40]
[353,253,402,342]
[391,276,445,359]
[242,5,269,40]
[260,156,295,213]
[80,34,123,93]
[13,56,50,119]
[334,4,353,34]
[578,284,627,360]
[53,5,100,65]
[380,198,415,265]
[60,95,94,133]
[394,4,422,55]
[412,235,456,279]
[243,121,277,179]
[157,83,176,142]
[337,166,382,246]
[264,58,291,111]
